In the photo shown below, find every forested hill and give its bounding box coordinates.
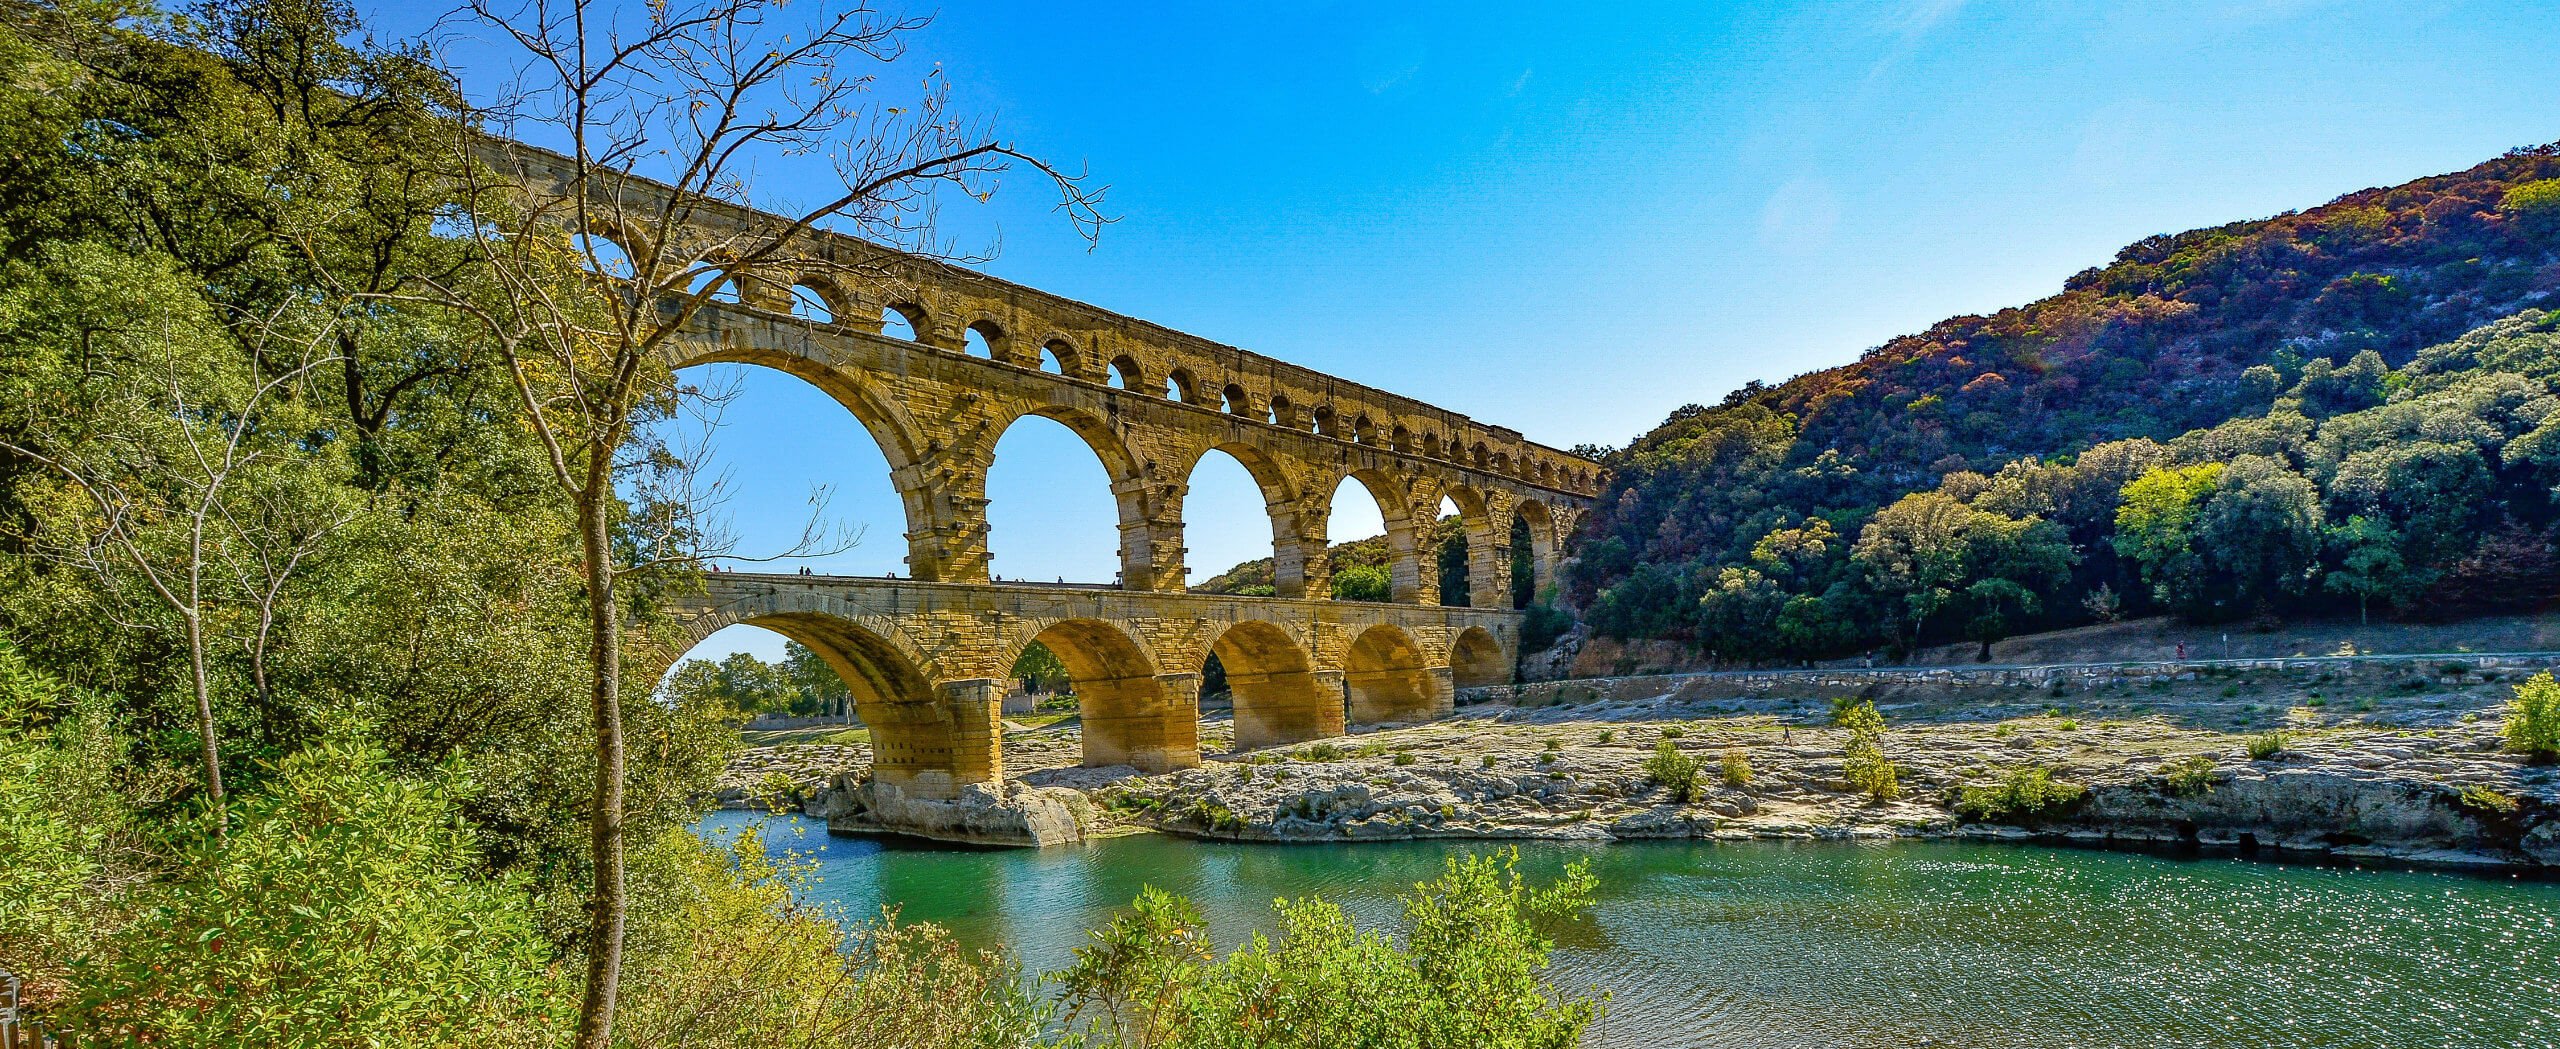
[1572,144,2560,657]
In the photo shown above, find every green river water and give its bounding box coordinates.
[698,811,2560,1048]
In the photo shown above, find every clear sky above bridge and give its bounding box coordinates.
[365,0,2560,661]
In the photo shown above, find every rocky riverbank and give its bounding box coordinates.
[723,665,2560,870]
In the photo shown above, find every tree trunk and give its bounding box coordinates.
[184,608,225,833]
[572,461,627,1049]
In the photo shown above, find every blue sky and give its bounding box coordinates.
[371,0,2560,662]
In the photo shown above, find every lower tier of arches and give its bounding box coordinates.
[665,574,1520,797]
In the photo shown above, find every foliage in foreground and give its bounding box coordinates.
[1056,849,1604,1049]
[1835,700,1903,802]
[2505,671,2560,759]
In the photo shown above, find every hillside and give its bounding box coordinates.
[1572,145,2560,660]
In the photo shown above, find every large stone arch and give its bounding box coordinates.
[1173,440,1305,592]
[1450,625,1508,689]
[662,591,985,793]
[1514,499,1560,606]
[1331,466,1428,604]
[1208,619,1337,751]
[1343,623,1450,726]
[1009,617,1195,772]
[984,405,1159,587]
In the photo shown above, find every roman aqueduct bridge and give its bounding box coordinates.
[496,143,1604,797]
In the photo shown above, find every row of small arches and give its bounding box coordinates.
[579,231,1591,492]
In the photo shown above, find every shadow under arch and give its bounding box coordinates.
[1344,623,1448,725]
[1513,499,1560,607]
[1450,625,1508,689]
[1008,618,1194,772]
[988,405,1155,585]
[1208,620,1337,751]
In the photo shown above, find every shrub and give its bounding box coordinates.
[1719,747,1753,788]
[0,645,151,1005]
[1658,725,1685,739]
[1643,740,1702,803]
[1056,850,1602,1048]
[1835,700,1901,802]
[63,741,566,1046]
[2056,719,2080,731]
[1595,730,1615,745]
[2246,731,2290,761]
[2502,671,2560,760]
[1543,738,1562,752]
[2454,784,2520,816]
[1951,766,2088,823]
[1299,742,1346,762]
[2161,755,2219,798]
[1480,754,1499,769]
[1536,752,1557,766]
[1392,751,1418,767]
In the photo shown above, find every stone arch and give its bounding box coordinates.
[1343,624,1448,725]
[1209,620,1337,751]
[1450,625,1508,689]
[1167,367,1200,404]
[1312,404,1340,438]
[1222,382,1254,417]
[573,230,639,280]
[1268,394,1296,429]
[881,301,928,342]
[984,405,1153,584]
[1470,442,1489,469]
[1109,354,1146,391]
[1333,468,1427,604]
[785,277,844,323]
[1353,414,1377,445]
[1421,432,1442,459]
[1514,499,1560,606]
[1013,618,1194,772]
[667,592,976,793]
[1177,441,1301,589]
[1040,337,1080,376]
[965,318,1007,361]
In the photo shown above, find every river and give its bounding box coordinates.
[698,811,2560,1048]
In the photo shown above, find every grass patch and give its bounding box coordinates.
[1951,766,2088,823]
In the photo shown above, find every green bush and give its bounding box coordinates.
[1951,766,2088,823]
[1658,725,1685,739]
[1643,740,1702,803]
[2502,671,2560,759]
[2453,783,2520,816]
[2161,755,2218,798]
[2245,731,2291,761]
[1055,849,1601,1048]
[63,741,567,1047]
[1836,700,1902,802]
[1719,747,1753,788]
[1298,742,1346,762]
[0,644,150,1004]
[1393,751,1418,767]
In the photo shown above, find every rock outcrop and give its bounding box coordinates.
[806,775,1091,847]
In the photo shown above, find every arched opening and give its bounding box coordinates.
[1422,432,1442,459]
[1183,446,1287,592]
[1041,339,1076,376]
[1514,501,1558,608]
[1110,355,1145,391]
[986,411,1133,585]
[667,611,967,794]
[1222,383,1253,417]
[1352,415,1377,445]
[1313,405,1339,438]
[662,624,861,723]
[965,320,1003,360]
[880,303,924,342]
[667,361,909,577]
[1450,626,1507,689]
[1391,425,1413,453]
[687,268,742,303]
[1344,624,1445,726]
[1166,368,1198,404]
[1324,473,1402,603]
[1019,618,1190,772]
[1268,395,1295,429]
[1433,494,1472,607]
[1207,620,1335,751]
[788,283,836,323]
[573,231,635,279]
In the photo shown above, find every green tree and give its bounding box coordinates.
[1013,640,1071,695]
[2113,463,2224,609]
[2504,671,2560,760]
[1331,563,1393,602]
[2323,515,2409,624]
[2195,455,2323,614]
[2501,178,2560,239]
